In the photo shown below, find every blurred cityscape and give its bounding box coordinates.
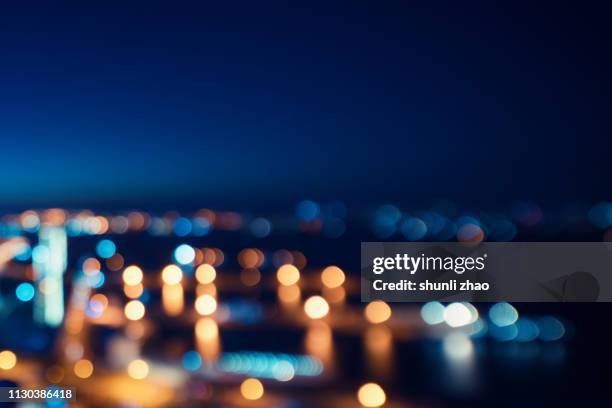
[1,200,611,407]
[1,2,612,406]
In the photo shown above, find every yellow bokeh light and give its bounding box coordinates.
[74,359,94,379]
[364,300,392,324]
[0,350,17,370]
[124,283,144,299]
[304,296,329,319]
[123,265,143,285]
[161,264,182,285]
[195,264,216,284]
[124,300,146,320]
[195,317,219,341]
[162,283,184,316]
[195,294,217,316]
[127,359,150,380]
[196,283,217,297]
[357,383,386,407]
[240,378,264,400]
[277,264,300,286]
[278,284,301,303]
[321,265,345,288]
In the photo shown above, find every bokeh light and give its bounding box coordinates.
[96,239,116,258]
[489,302,519,327]
[127,359,149,379]
[357,382,386,407]
[195,317,219,341]
[321,265,345,288]
[296,200,320,221]
[124,300,146,320]
[240,268,261,287]
[277,264,300,286]
[304,296,329,319]
[537,316,565,341]
[444,302,472,327]
[515,317,540,342]
[489,323,519,342]
[124,283,144,299]
[123,265,143,286]
[240,378,264,400]
[74,359,94,379]
[278,284,301,303]
[420,301,445,325]
[195,294,217,316]
[15,282,35,302]
[250,217,272,238]
[182,351,203,371]
[364,300,392,324]
[0,350,17,370]
[173,217,192,236]
[161,264,183,285]
[174,244,196,265]
[195,264,216,284]
[401,216,428,241]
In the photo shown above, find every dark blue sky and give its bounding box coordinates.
[1,1,610,209]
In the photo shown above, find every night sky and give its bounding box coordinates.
[1,1,610,209]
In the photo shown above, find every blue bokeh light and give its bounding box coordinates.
[372,204,402,238]
[15,282,35,302]
[86,300,105,318]
[515,317,540,342]
[173,217,192,237]
[86,271,105,289]
[401,216,428,241]
[537,316,565,341]
[296,200,320,221]
[182,350,203,371]
[96,239,116,259]
[420,301,445,325]
[489,302,519,327]
[489,322,518,341]
[174,244,196,265]
[250,217,272,238]
[32,245,50,264]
